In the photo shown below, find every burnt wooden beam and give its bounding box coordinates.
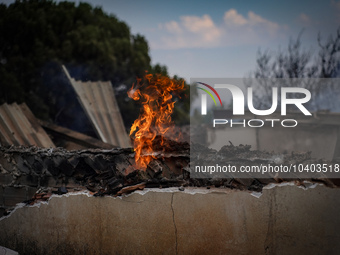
[38,120,116,150]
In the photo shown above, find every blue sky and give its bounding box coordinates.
[2,0,339,81]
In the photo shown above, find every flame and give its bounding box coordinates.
[128,73,185,170]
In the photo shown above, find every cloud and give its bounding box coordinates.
[223,9,279,31]
[222,9,281,38]
[299,13,309,22]
[158,14,221,48]
[223,9,247,25]
[162,21,183,34]
[152,9,286,49]
[298,13,311,26]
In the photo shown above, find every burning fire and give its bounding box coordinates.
[128,73,185,170]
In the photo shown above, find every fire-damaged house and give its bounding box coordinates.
[0,70,340,255]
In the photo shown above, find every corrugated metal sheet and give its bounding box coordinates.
[62,65,131,148]
[0,103,55,148]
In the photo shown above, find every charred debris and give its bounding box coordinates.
[1,136,339,216]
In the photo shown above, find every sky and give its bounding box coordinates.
[1,0,340,81]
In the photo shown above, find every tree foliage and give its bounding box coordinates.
[254,29,340,79]
[0,0,151,124]
[251,28,340,111]
[0,0,191,134]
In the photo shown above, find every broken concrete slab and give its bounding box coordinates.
[0,184,339,255]
[1,141,340,217]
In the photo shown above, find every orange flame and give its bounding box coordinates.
[128,73,185,170]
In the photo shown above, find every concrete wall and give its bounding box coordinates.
[0,172,81,217]
[0,185,339,255]
[208,125,340,160]
[258,125,338,160]
[0,185,37,216]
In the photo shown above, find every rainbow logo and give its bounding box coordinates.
[197,82,223,116]
[197,82,223,107]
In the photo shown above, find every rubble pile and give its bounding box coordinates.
[0,137,339,216]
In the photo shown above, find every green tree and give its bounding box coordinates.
[0,0,190,134]
[0,0,151,123]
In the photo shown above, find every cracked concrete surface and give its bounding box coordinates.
[0,185,340,255]
[171,193,178,255]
